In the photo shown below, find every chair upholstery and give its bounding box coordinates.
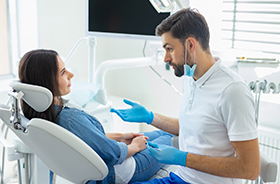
[17,118,108,183]
[0,81,109,184]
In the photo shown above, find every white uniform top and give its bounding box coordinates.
[177,58,258,184]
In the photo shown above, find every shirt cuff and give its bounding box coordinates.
[115,142,128,165]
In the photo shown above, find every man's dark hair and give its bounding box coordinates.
[156,8,210,51]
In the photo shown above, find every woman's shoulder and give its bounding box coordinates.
[56,106,99,125]
[55,106,86,127]
[56,106,105,133]
[59,106,88,119]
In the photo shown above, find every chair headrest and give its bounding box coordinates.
[10,81,53,112]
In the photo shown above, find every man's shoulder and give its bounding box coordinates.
[216,64,244,83]
[210,64,249,95]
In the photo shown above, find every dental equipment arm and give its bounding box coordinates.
[94,55,162,105]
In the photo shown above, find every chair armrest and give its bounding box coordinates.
[172,136,179,149]
[260,151,278,182]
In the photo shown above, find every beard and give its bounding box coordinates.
[173,63,185,77]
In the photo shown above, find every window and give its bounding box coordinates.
[0,0,18,78]
[222,0,280,55]
[0,0,11,76]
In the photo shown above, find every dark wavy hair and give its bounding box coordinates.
[18,49,62,123]
[156,8,210,52]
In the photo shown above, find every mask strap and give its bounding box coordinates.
[184,42,187,65]
[193,50,195,65]
[184,41,188,76]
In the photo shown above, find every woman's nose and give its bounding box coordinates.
[68,71,74,79]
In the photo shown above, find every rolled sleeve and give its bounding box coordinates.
[115,142,128,165]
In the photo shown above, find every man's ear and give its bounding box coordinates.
[186,37,196,53]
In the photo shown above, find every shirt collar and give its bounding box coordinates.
[191,57,221,88]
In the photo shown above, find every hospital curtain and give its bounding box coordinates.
[221,0,280,55]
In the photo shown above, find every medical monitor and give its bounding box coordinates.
[86,0,170,40]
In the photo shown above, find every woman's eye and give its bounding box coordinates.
[167,48,173,52]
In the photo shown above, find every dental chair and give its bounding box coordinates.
[0,81,176,184]
[0,81,108,184]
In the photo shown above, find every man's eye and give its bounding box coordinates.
[167,48,173,52]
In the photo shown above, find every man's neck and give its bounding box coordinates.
[193,51,215,81]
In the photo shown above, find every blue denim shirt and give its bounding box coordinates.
[50,105,128,184]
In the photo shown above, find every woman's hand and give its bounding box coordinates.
[126,136,148,158]
[120,133,145,145]
[131,136,149,152]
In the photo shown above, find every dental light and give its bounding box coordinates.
[149,0,183,13]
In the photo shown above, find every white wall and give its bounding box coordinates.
[17,0,39,56]
[36,0,183,132]
[190,0,223,51]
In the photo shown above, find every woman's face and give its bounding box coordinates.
[57,56,74,96]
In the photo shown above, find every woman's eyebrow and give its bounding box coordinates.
[60,68,65,74]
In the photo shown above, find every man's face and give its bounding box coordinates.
[161,32,190,77]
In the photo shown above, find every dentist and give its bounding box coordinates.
[111,8,260,184]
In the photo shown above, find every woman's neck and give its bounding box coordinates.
[54,96,60,105]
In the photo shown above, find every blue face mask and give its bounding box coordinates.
[184,64,197,77]
[184,44,196,77]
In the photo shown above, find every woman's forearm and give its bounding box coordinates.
[126,136,148,159]
[126,144,139,158]
[106,133,123,141]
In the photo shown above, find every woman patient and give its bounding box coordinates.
[18,49,173,184]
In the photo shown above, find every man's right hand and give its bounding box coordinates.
[110,99,154,124]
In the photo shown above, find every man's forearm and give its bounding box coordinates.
[151,113,179,136]
[186,153,259,180]
[185,139,260,180]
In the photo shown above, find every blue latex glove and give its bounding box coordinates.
[147,142,188,167]
[110,99,154,124]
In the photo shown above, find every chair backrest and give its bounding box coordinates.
[0,81,109,184]
[19,118,108,183]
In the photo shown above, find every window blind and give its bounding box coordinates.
[222,0,280,55]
